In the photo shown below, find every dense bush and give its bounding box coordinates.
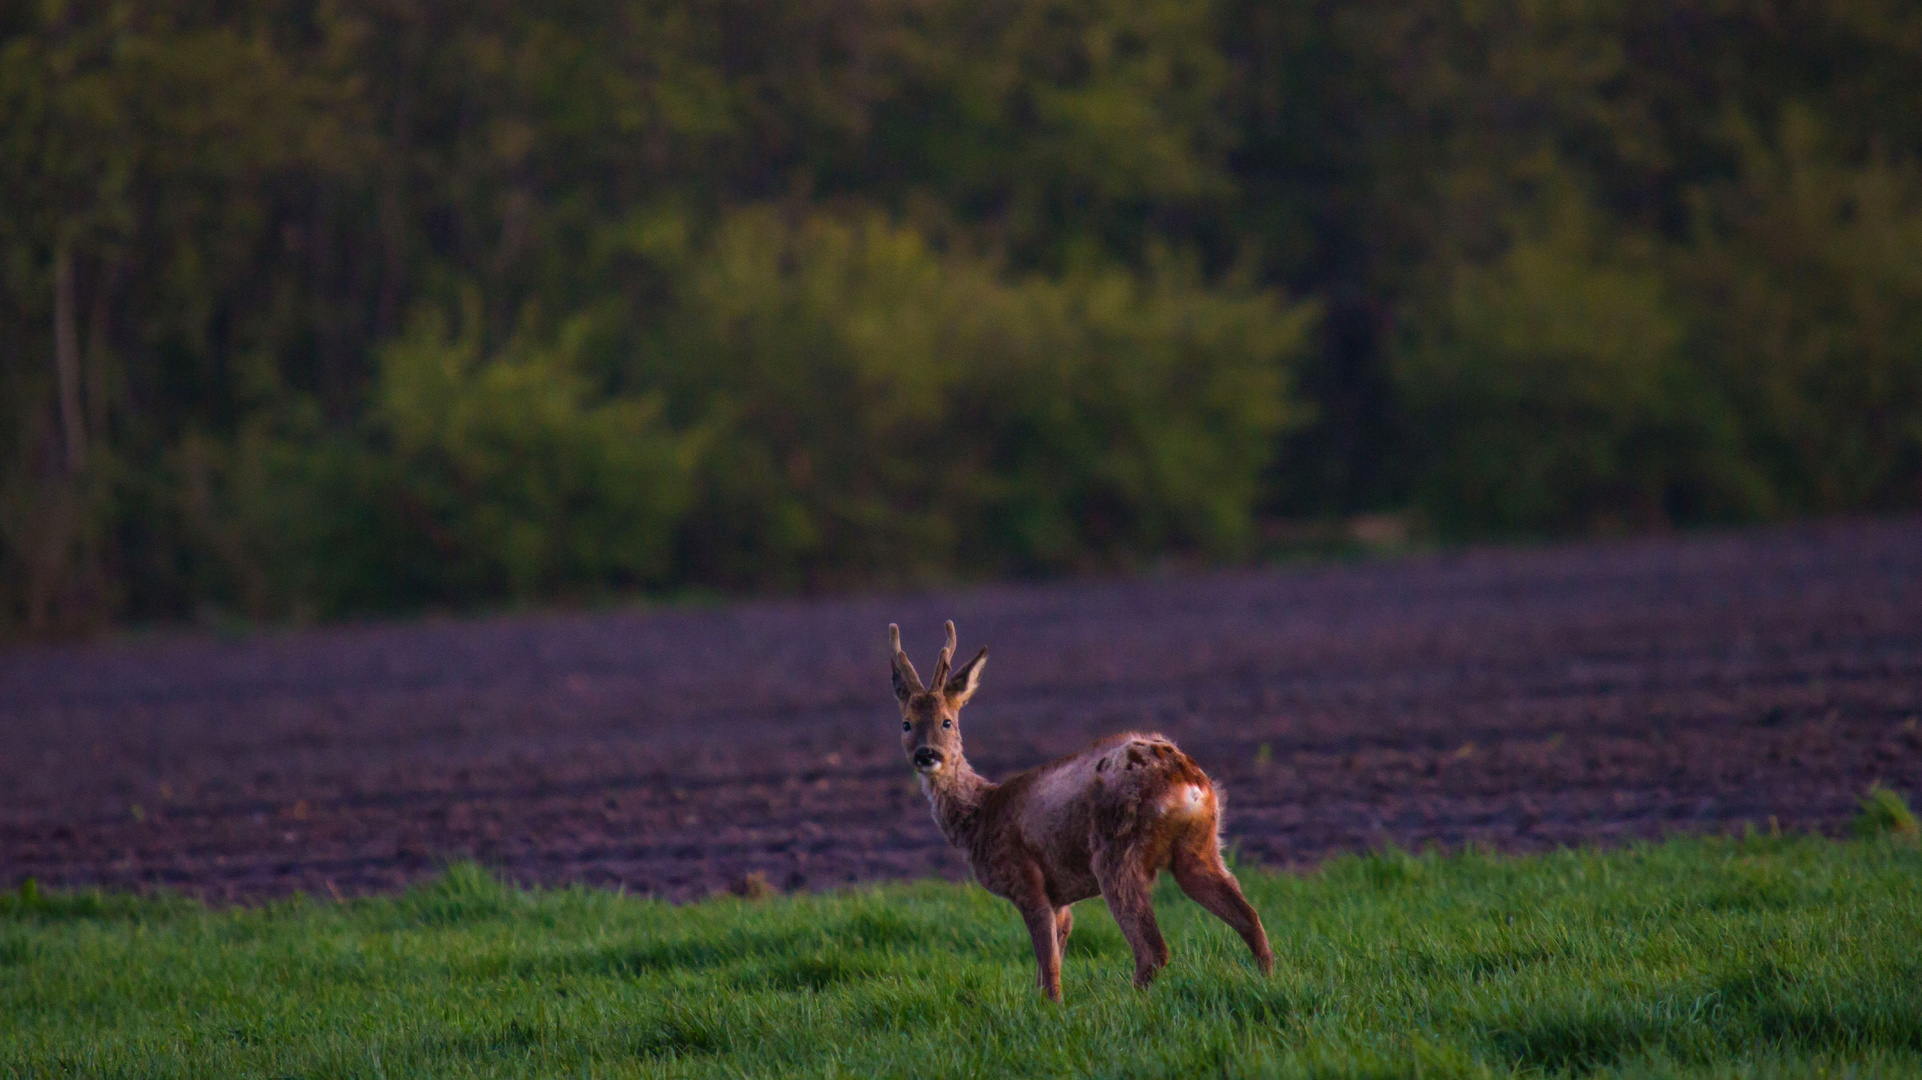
[1394,196,1762,535]
[649,210,1310,589]
[181,211,1310,614]
[1680,111,1922,515]
[228,302,698,615]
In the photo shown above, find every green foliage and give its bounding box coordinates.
[650,209,1310,586]
[1396,195,1764,535]
[352,301,695,607]
[1681,108,1922,514]
[1347,0,1922,535]
[2,836,1919,1077]
[180,302,698,617]
[3,0,1922,630]
[183,210,1307,611]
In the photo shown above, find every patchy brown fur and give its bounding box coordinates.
[889,621,1274,1000]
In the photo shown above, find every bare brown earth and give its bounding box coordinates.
[3,519,1919,903]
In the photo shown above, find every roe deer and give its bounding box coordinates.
[890,620,1274,1000]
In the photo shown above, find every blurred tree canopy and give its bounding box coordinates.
[2,0,1918,633]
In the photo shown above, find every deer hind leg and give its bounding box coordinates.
[1055,904,1074,951]
[1095,849,1169,988]
[1171,833,1274,975]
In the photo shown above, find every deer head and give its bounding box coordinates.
[890,620,987,776]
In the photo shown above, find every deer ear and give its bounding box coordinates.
[944,647,987,707]
[889,623,924,705]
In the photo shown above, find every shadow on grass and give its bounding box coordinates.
[1490,1007,1678,1075]
[732,951,880,991]
[632,1007,730,1060]
[1402,935,1581,983]
[517,898,1035,984]
[1158,971,1305,1031]
[0,931,38,966]
[1491,961,1922,1075]
[422,1008,730,1063]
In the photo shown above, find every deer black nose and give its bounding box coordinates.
[912,747,942,769]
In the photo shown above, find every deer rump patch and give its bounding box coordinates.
[1087,738,1213,847]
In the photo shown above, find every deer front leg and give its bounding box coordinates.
[1002,858,1064,1000]
[1095,850,1168,988]
[1018,899,1063,1001]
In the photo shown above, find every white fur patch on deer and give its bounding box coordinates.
[1162,783,1208,819]
[890,620,1275,1001]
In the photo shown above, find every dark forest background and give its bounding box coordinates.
[4,0,1919,636]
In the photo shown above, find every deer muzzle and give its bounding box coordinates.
[911,746,944,771]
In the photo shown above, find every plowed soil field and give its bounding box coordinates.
[4,519,1919,903]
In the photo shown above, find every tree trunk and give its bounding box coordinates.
[86,256,117,442]
[53,239,86,474]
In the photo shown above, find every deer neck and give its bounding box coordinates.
[921,755,991,848]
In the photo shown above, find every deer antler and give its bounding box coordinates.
[889,623,925,699]
[930,620,957,689]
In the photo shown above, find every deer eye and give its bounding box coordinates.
[902,720,911,732]
[942,719,953,729]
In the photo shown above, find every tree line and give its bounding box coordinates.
[4,0,1919,634]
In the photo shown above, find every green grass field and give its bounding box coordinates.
[4,829,1919,1079]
